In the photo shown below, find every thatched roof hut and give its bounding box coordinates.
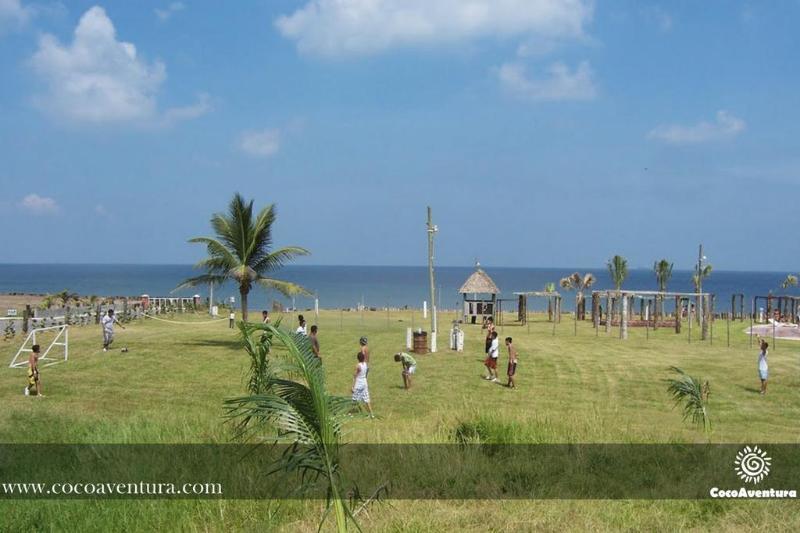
[459,264,499,324]
[459,265,500,295]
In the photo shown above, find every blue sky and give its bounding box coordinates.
[1,0,799,271]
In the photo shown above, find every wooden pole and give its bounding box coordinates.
[426,207,437,352]
[620,294,628,340]
[726,312,730,347]
[605,294,611,334]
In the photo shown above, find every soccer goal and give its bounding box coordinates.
[9,325,69,369]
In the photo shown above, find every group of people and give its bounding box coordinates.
[283,314,418,419]
[482,317,518,388]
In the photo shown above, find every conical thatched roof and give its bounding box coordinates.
[459,266,500,294]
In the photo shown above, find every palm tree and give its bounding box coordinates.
[691,264,713,292]
[781,274,798,289]
[607,255,628,291]
[177,193,311,321]
[39,294,54,310]
[606,256,628,323]
[653,259,673,292]
[226,323,357,532]
[666,366,711,436]
[56,289,79,307]
[653,259,673,320]
[691,264,712,327]
[544,282,556,321]
[559,273,595,332]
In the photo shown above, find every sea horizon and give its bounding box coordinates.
[1,264,796,311]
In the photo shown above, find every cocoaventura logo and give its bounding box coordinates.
[710,446,796,499]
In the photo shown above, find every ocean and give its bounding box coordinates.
[0,264,796,312]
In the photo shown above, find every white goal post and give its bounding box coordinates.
[9,325,69,368]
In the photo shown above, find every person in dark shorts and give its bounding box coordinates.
[484,317,495,354]
[310,325,321,358]
[484,331,499,381]
[25,344,43,397]
[505,337,518,389]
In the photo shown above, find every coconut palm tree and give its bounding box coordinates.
[666,366,711,436]
[607,255,628,291]
[39,294,54,310]
[606,256,628,322]
[177,193,310,321]
[56,289,79,307]
[226,323,358,532]
[559,272,595,332]
[544,282,556,321]
[653,259,673,292]
[691,264,713,327]
[653,259,673,319]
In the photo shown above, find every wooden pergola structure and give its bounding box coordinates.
[513,291,562,324]
[752,294,800,323]
[591,290,714,340]
[459,265,500,324]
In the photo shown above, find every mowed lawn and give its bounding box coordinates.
[1,309,799,531]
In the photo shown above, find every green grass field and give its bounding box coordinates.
[2,309,799,531]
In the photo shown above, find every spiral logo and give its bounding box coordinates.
[735,446,771,484]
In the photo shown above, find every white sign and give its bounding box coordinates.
[6,309,17,317]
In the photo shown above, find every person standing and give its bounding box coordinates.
[505,337,518,389]
[262,310,270,324]
[101,309,125,352]
[309,325,321,358]
[757,337,769,395]
[359,336,370,363]
[296,317,308,336]
[484,331,499,382]
[229,310,235,329]
[352,352,374,418]
[484,317,495,355]
[24,344,43,397]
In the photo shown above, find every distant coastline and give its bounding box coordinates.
[1,264,796,312]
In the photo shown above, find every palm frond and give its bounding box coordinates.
[666,366,711,433]
[225,324,356,531]
[258,278,313,297]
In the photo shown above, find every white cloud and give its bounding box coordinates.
[648,111,746,144]
[155,2,184,22]
[497,60,596,101]
[162,93,212,125]
[30,6,207,125]
[19,193,59,215]
[0,0,31,30]
[276,0,593,56]
[238,129,281,158]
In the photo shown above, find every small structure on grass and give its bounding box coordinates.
[591,290,714,340]
[459,263,500,324]
[513,291,562,324]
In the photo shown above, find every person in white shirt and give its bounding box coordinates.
[757,337,769,395]
[101,309,125,352]
[229,311,235,329]
[484,331,500,382]
[296,315,307,336]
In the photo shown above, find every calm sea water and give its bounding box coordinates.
[0,264,796,311]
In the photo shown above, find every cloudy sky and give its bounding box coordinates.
[1,0,799,270]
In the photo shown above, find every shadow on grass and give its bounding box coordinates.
[183,339,241,351]
[738,385,761,394]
